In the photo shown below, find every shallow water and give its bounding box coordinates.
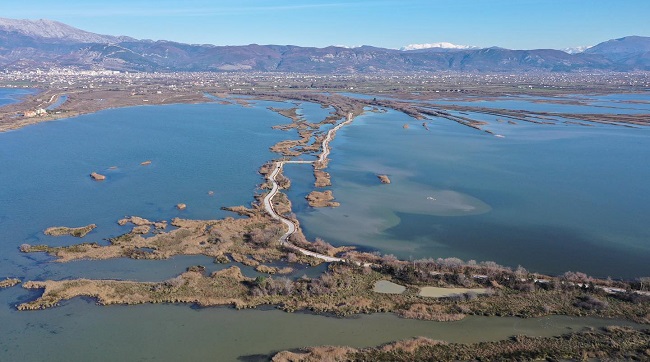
[290,102,650,278]
[1,89,649,360]
[373,280,406,294]
[0,295,641,361]
[0,99,293,282]
[0,88,36,107]
[46,95,67,110]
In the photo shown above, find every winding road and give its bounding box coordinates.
[262,113,354,263]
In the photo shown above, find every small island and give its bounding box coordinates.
[305,190,340,208]
[90,172,106,181]
[0,278,21,289]
[117,216,167,230]
[44,224,97,238]
[377,174,391,184]
[314,170,332,187]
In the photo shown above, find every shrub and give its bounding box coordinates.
[574,295,609,310]
[252,277,294,296]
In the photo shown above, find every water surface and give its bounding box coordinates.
[0,88,37,107]
[0,296,640,361]
[289,101,650,278]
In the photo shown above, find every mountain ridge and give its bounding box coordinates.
[0,17,648,73]
[0,18,134,44]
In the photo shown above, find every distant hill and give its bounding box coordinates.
[0,18,133,44]
[583,36,650,68]
[0,17,649,73]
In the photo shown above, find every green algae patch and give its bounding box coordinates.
[373,280,406,294]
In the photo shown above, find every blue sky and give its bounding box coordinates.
[1,0,649,49]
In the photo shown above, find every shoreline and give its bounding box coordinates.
[2,82,649,134]
[0,88,211,133]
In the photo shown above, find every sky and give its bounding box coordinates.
[1,0,649,49]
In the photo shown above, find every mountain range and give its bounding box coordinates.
[1,17,649,73]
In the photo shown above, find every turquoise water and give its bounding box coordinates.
[288,104,650,279]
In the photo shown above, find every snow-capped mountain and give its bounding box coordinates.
[0,17,649,73]
[562,46,591,54]
[400,42,479,51]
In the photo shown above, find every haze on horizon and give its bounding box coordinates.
[1,0,649,50]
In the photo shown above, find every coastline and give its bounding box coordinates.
[2,81,650,134]
[0,88,211,133]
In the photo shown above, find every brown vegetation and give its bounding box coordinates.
[268,107,303,122]
[90,172,106,181]
[313,170,331,187]
[0,278,21,289]
[18,259,650,327]
[305,190,340,208]
[118,216,167,230]
[21,214,287,264]
[272,327,650,362]
[44,224,97,238]
[377,174,391,184]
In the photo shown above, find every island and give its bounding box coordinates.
[90,172,106,181]
[377,174,391,184]
[0,278,21,289]
[44,224,97,238]
[305,190,340,208]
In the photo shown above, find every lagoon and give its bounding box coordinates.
[1,89,649,360]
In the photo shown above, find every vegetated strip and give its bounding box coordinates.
[271,326,650,362]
